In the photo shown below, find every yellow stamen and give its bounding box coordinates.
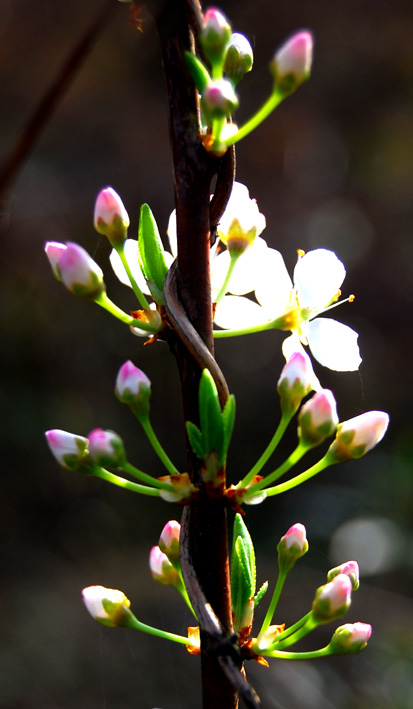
[297,248,305,258]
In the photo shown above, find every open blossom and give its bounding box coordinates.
[215,247,362,372]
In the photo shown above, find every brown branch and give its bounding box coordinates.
[0,0,116,199]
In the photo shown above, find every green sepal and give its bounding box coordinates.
[254,580,268,607]
[184,51,211,93]
[138,203,168,305]
[199,369,225,464]
[186,421,204,461]
[222,394,236,456]
[232,513,256,594]
[231,536,253,628]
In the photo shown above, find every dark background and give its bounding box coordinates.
[1,1,413,707]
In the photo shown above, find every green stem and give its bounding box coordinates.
[271,611,312,645]
[213,319,276,338]
[177,571,197,619]
[258,455,334,498]
[214,252,240,307]
[240,412,292,488]
[122,461,176,492]
[271,615,318,651]
[223,87,285,148]
[92,467,161,497]
[265,646,332,660]
[116,243,150,309]
[260,569,288,635]
[139,415,180,475]
[95,292,155,331]
[129,615,197,648]
[246,443,308,495]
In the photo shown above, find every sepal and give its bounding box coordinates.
[184,51,211,93]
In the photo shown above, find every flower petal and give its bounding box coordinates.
[110,240,149,293]
[214,295,270,329]
[306,318,362,371]
[254,248,293,316]
[217,182,266,238]
[212,237,268,297]
[294,249,346,310]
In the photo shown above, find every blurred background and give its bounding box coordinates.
[1,0,413,707]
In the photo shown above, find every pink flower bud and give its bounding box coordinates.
[115,360,151,419]
[312,573,352,623]
[159,520,181,564]
[329,622,372,654]
[44,241,67,280]
[271,31,313,94]
[57,242,105,299]
[327,411,389,463]
[45,429,90,471]
[224,33,253,85]
[327,561,359,591]
[200,8,232,66]
[298,389,338,448]
[277,523,309,573]
[88,428,126,468]
[149,546,181,588]
[82,585,132,627]
[201,79,239,121]
[94,187,130,247]
[277,351,315,416]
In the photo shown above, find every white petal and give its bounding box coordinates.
[217,182,266,238]
[294,249,346,310]
[282,334,322,391]
[306,318,362,371]
[110,240,150,294]
[167,209,177,257]
[254,248,293,316]
[212,237,268,298]
[214,295,269,329]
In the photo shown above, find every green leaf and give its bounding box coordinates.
[222,394,236,457]
[254,580,268,607]
[184,51,211,93]
[231,536,253,628]
[199,370,225,463]
[186,421,205,460]
[232,513,256,595]
[138,203,168,304]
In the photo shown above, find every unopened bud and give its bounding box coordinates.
[224,33,253,85]
[327,561,359,591]
[149,546,181,588]
[298,389,338,448]
[329,622,372,654]
[88,428,126,468]
[159,520,181,564]
[327,411,389,463]
[277,351,315,416]
[270,31,313,94]
[94,187,130,247]
[201,79,239,121]
[44,241,67,280]
[312,573,352,623]
[45,241,105,299]
[158,473,195,503]
[200,8,232,68]
[82,585,133,627]
[45,429,91,472]
[278,523,308,573]
[115,360,151,419]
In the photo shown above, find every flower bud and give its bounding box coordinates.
[201,79,239,121]
[149,546,181,588]
[277,351,315,416]
[298,389,338,448]
[312,573,352,623]
[327,411,389,463]
[277,523,308,573]
[329,622,372,654]
[82,585,133,627]
[45,429,91,472]
[44,241,67,280]
[270,31,313,94]
[327,561,359,591]
[254,623,285,652]
[94,187,130,247]
[115,360,151,419]
[51,242,105,299]
[88,428,126,468]
[159,520,181,564]
[224,33,253,85]
[200,8,232,68]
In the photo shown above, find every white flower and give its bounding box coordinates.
[215,248,362,372]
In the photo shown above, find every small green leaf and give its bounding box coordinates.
[138,204,168,304]
[186,421,204,460]
[232,513,256,595]
[184,51,211,93]
[222,394,236,457]
[254,580,268,607]
[231,536,253,628]
[199,370,225,463]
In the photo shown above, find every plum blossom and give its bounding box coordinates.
[215,247,362,372]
